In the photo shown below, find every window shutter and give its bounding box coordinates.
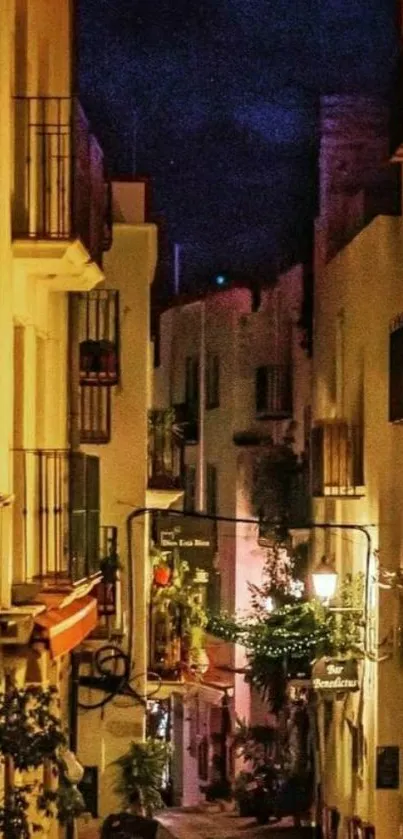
[69,453,100,581]
[69,452,87,582]
[86,455,100,577]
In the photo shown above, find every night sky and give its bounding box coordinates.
[78,0,398,293]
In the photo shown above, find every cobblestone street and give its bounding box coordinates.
[78,809,317,839]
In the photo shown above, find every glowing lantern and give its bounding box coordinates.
[312,556,338,602]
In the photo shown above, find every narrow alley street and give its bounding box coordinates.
[78,809,315,839]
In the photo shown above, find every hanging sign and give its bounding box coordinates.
[312,657,359,693]
[154,514,217,557]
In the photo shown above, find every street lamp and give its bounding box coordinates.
[312,556,338,603]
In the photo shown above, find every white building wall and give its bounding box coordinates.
[157,271,310,733]
[79,182,158,817]
[312,212,403,839]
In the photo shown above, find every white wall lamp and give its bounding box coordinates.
[312,556,339,606]
[312,556,364,615]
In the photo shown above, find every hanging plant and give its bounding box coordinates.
[151,555,208,636]
[208,576,365,703]
[0,685,67,838]
[248,542,307,613]
[251,423,309,540]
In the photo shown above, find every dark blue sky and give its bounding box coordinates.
[78,0,398,289]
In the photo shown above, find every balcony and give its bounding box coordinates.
[12,96,111,271]
[311,420,364,497]
[12,449,101,597]
[77,289,120,388]
[148,410,184,491]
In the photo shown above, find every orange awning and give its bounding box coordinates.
[34,595,97,658]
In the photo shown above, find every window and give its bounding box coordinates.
[389,319,403,422]
[255,364,292,418]
[206,353,220,409]
[185,356,199,417]
[184,465,196,512]
[310,421,363,496]
[206,464,217,516]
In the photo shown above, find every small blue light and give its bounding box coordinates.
[215,274,226,286]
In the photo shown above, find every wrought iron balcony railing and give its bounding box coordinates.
[13,449,100,588]
[148,410,185,491]
[77,289,120,388]
[12,96,112,265]
[311,420,364,497]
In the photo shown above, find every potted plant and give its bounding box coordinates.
[99,549,122,583]
[233,771,257,817]
[151,554,208,672]
[114,738,172,816]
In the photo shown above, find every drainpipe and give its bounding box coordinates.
[67,294,81,839]
[197,301,206,511]
[68,294,81,452]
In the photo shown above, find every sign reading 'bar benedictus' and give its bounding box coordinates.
[312,657,359,693]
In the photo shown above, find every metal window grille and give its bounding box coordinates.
[80,385,111,443]
[148,410,184,490]
[77,289,120,386]
[311,421,364,497]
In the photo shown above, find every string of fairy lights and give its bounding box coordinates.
[207,604,332,661]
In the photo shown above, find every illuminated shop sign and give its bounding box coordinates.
[312,657,359,693]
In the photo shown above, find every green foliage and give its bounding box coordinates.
[114,738,172,815]
[208,574,364,706]
[0,685,65,771]
[100,550,122,581]
[148,409,175,431]
[151,554,208,636]
[330,572,365,654]
[233,719,278,767]
[38,775,86,825]
[251,438,300,538]
[0,685,67,838]
[248,542,306,611]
